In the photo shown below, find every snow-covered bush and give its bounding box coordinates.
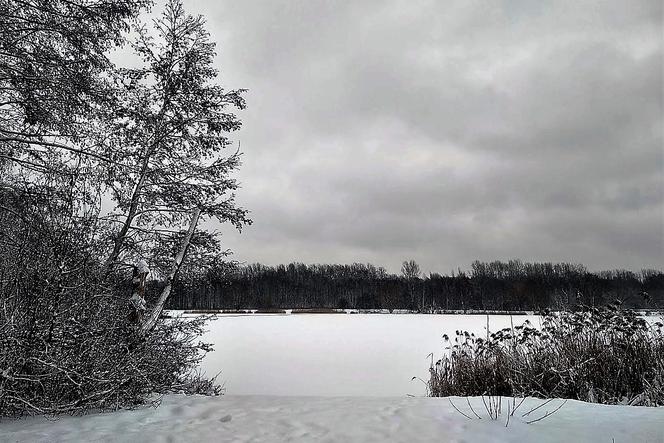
[428,304,664,406]
[0,192,218,417]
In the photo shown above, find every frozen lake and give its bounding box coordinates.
[198,313,539,397]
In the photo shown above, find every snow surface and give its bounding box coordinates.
[198,313,540,396]
[5,314,663,441]
[3,394,663,442]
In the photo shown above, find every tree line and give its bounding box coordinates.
[168,260,664,311]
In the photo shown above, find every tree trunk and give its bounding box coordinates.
[103,157,151,272]
[103,112,168,272]
[129,260,149,324]
[139,208,200,337]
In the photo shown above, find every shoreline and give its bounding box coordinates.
[172,308,535,316]
[166,308,664,317]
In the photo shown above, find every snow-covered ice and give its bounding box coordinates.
[3,394,663,442]
[199,313,539,396]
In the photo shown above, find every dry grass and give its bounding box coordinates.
[428,303,664,406]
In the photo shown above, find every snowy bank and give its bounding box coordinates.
[2,394,663,442]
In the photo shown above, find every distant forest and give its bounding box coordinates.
[167,260,664,311]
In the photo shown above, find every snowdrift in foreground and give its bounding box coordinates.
[2,395,663,443]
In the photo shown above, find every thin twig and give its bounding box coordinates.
[466,397,482,419]
[449,398,472,420]
[525,400,567,424]
[522,398,554,417]
[481,395,491,419]
[511,397,527,416]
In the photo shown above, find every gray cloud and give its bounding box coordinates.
[186,0,663,273]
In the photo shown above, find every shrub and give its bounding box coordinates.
[428,304,664,406]
[0,194,218,417]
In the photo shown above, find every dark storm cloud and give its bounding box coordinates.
[187,0,663,272]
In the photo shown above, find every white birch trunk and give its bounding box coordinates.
[139,208,201,337]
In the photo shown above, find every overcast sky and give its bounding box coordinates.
[179,0,662,274]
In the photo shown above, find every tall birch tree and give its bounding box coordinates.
[103,0,249,279]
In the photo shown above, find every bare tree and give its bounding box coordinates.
[401,260,421,280]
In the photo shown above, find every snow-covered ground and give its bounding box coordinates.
[3,394,664,442]
[198,313,539,396]
[4,313,664,442]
